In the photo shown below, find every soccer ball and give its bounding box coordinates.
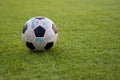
[22,16,58,51]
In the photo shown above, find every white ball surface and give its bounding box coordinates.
[22,16,58,51]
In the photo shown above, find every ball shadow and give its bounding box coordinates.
[28,45,64,56]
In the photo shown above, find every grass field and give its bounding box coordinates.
[0,0,120,80]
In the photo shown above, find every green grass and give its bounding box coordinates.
[0,0,120,80]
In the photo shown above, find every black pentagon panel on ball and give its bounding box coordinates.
[22,24,28,34]
[52,24,57,34]
[44,42,54,50]
[35,16,45,20]
[34,26,46,37]
[26,42,35,50]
